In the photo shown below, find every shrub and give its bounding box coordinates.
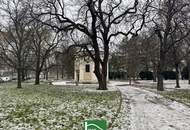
[181,67,188,80]
[139,71,153,80]
[162,71,176,80]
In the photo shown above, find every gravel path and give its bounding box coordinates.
[115,83,190,130]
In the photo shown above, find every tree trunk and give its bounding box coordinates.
[157,70,164,91]
[157,50,165,91]
[61,65,64,79]
[129,76,132,85]
[17,55,22,88]
[35,71,40,85]
[35,58,41,85]
[94,62,108,90]
[175,63,180,88]
[21,69,25,81]
[188,61,190,84]
[45,70,49,80]
[97,77,107,90]
[56,65,59,80]
[17,68,22,88]
[157,62,164,91]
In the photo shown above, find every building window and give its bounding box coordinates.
[85,64,90,72]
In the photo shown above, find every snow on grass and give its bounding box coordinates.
[160,89,190,106]
[132,80,190,106]
[0,83,121,130]
[135,80,190,89]
[111,94,130,130]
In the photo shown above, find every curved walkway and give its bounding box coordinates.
[114,83,190,130]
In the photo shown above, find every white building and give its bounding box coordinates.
[74,55,109,83]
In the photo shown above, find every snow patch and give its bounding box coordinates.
[116,83,190,130]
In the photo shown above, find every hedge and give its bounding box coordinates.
[139,71,153,80]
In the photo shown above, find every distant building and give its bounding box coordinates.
[74,54,109,83]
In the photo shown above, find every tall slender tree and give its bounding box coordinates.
[30,22,60,85]
[0,0,32,88]
[152,0,190,91]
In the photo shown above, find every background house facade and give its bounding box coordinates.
[74,56,109,83]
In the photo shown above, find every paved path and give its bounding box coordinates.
[115,83,190,130]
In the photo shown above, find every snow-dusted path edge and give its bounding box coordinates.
[111,91,130,130]
[112,82,190,130]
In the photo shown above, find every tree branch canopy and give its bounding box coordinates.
[31,0,151,58]
[31,0,152,90]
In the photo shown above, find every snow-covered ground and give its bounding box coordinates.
[0,83,121,130]
[2,81,189,130]
[52,81,118,92]
[52,80,75,85]
[115,82,190,130]
[136,80,190,89]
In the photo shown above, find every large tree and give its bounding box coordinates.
[166,41,184,88]
[152,0,190,91]
[140,33,159,82]
[120,36,142,84]
[184,36,190,84]
[0,0,32,88]
[32,0,152,90]
[30,22,60,85]
[54,44,75,80]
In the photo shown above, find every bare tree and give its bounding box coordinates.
[183,36,190,84]
[55,44,75,80]
[118,36,142,84]
[152,0,190,91]
[31,0,152,90]
[30,22,61,85]
[0,0,32,88]
[166,41,184,88]
[140,32,160,82]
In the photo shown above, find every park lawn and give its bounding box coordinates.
[160,89,190,106]
[0,83,121,130]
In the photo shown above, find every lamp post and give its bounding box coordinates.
[75,58,80,86]
[76,69,79,86]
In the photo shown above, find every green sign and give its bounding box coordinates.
[84,119,107,130]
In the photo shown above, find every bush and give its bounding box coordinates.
[162,71,176,80]
[139,71,153,80]
[181,67,188,80]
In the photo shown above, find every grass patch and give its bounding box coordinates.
[0,83,121,130]
[159,89,190,106]
[132,82,190,107]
